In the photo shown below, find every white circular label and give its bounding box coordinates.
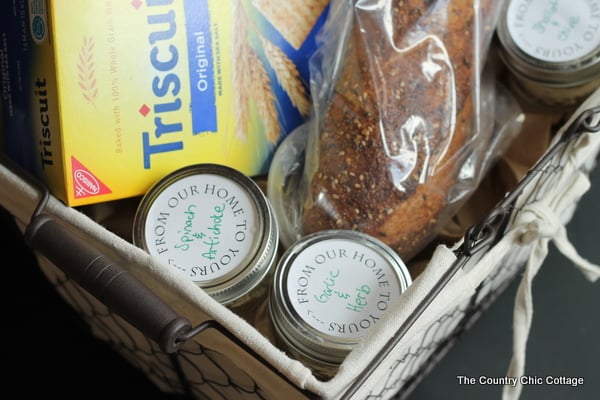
[506,0,600,63]
[285,238,403,340]
[143,174,259,283]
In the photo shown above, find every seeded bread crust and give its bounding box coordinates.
[302,0,488,261]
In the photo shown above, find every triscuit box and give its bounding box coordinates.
[0,0,328,206]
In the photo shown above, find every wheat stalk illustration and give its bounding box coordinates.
[77,36,98,107]
[248,51,279,144]
[232,0,281,144]
[232,0,251,143]
[233,0,320,145]
[261,37,310,117]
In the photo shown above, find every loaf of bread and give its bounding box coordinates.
[302,0,494,261]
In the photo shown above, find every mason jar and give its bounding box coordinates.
[496,0,600,112]
[269,229,412,380]
[132,163,279,322]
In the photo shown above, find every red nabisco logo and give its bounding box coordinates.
[71,156,112,199]
[75,169,99,194]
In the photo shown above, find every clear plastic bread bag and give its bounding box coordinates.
[268,0,524,264]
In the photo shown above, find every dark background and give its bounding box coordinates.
[409,166,600,399]
[1,167,598,399]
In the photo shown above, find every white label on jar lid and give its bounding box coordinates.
[143,174,259,283]
[285,238,404,340]
[506,0,600,63]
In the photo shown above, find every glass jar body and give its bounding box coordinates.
[496,0,600,113]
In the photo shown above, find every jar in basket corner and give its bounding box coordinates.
[496,0,600,113]
[132,163,279,319]
[269,230,412,380]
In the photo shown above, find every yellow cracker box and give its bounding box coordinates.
[0,0,328,206]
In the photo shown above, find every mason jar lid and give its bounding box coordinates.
[496,0,600,86]
[133,163,278,305]
[269,230,412,366]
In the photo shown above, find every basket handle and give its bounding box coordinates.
[24,213,192,354]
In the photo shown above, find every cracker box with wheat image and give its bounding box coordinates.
[0,0,328,206]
